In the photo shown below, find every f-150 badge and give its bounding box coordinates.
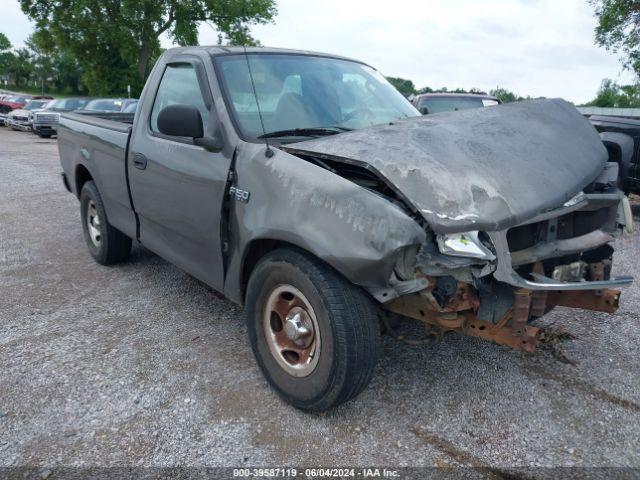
[229,186,250,204]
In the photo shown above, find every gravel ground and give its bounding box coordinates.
[1,127,639,471]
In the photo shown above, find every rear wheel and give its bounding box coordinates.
[80,181,131,265]
[245,247,381,412]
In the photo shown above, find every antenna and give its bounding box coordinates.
[244,45,274,158]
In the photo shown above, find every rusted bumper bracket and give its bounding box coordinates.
[546,289,621,313]
[465,316,539,353]
[383,287,622,353]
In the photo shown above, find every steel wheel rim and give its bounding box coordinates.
[263,284,321,377]
[86,200,101,247]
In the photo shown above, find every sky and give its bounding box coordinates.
[1,0,635,104]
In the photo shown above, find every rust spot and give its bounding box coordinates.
[512,289,532,337]
[384,281,621,353]
[530,263,548,317]
[384,294,539,353]
[546,289,621,313]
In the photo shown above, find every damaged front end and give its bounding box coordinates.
[382,170,634,352]
[282,98,634,352]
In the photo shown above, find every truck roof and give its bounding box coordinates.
[163,46,366,65]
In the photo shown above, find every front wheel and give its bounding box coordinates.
[80,181,132,265]
[245,248,381,412]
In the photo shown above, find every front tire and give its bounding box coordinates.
[245,248,381,412]
[80,181,131,265]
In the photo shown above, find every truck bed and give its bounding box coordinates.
[58,112,137,240]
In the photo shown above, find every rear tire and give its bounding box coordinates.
[80,181,131,265]
[38,133,51,138]
[245,247,381,412]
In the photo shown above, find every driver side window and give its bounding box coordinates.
[150,63,209,133]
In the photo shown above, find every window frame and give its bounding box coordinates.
[147,55,215,145]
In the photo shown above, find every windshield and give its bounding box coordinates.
[24,100,49,111]
[83,99,125,112]
[418,96,498,114]
[216,54,419,140]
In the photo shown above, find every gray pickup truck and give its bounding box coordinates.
[58,46,634,411]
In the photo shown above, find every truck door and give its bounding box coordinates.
[128,56,231,291]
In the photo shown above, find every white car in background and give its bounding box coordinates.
[30,97,92,138]
[5,99,52,131]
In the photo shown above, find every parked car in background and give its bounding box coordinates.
[74,98,139,124]
[0,95,33,125]
[81,98,138,113]
[411,92,501,115]
[58,46,633,412]
[30,97,92,138]
[590,115,640,195]
[6,99,53,131]
[0,94,53,125]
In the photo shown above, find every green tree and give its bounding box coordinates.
[589,0,640,76]
[417,86,489,95]
[585,78,640,107]
[418,86,434,94]
[386,76,416,96]
[490,86,529,103]
[27,32,84,94]
[0,32,14,79]
[7,47,34,87]
[0,32,11,52]
[20,0,277,95]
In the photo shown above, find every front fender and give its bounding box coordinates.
[223,143,427,304]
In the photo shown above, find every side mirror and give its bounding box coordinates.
[157,104,204,138]
[419,106,429,115]
[157,103,224,152]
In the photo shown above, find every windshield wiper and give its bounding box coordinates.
[258,126,352,139]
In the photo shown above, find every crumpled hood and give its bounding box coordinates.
[283,99,608,234]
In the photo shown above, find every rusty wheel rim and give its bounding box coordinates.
[263,284,321,377]
[86,200,101,247]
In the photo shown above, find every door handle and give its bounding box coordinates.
[133,153,147,170]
